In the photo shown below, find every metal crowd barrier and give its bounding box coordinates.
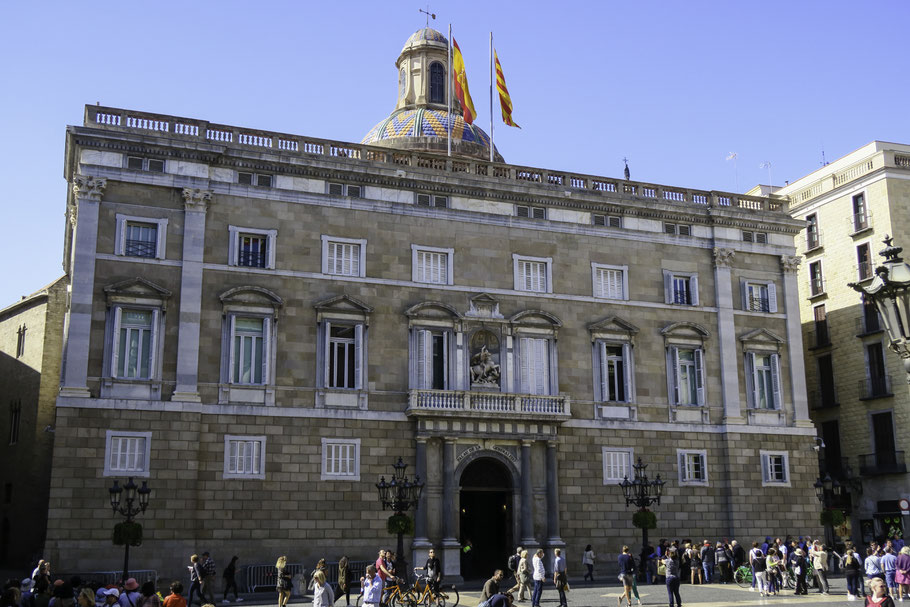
[240,560,371,594]
[54,570,158,587]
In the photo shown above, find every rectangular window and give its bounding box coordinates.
[744,282,776,312]
[519,337,550,396]
[746,352,781,410]
[415,329,448,390]
[597,343,632,403]
[817,354,837,407]
[677,449,708,484]
[104,430,152,477]
[513,255,552,293]
[665,223,691,236]
[114,308,154,379]
[224,435,265,479]
[328,325,358,389]
[412,245,453,285]
[593,214,622,228]
[516,205,546,219]
[417,194,448,208]
[322,236,366,277]
[806,214,820,250]
[813,304,829,347]
[8,401,21,445]
[760,451,790,485]
[602,448,633,483]
[857,243,872,280]
[670,347,704,406]
[809,261,824,296]
[231,317,264,385]
[127,157,164,172]
[592,264,627,300]
[15,325,26,358]
[863,298,881,333]
[664,271,698,306]
[239,172,272,187]
[124,222,157,258]
[239,234,267,268]
[742,230,768,244]
[321,438,361,481]
[866,343,889,397]
[329,183,363,198]
[852,193,868,232]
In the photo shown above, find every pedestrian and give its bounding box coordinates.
[188,556,204,607]
[77,589,96,607]
[895,546,910,602]
[582,545,595,582]
[617,546,635,607]
[311,572,334,607]
[811,543,830,595]
[664,548,682,607]
[481,571,504,602]
[222,557,241,604]
[552,549,567,607]
[686,543,702,585]
[335,557,350,606]
[275,557,292,607]
[162,583,185,607]
[507,548,523,595]
[422,548,442,607]
[531,550,545,607]
[753,547,769,597]
[748,542,762,591]
[309,560,327,594]
[731,540,745,571]
[715,542,730,584]
[700,541,714,584]
[843,541,865,600]
[517,550,531,602]
[867,547,885,592]
[138,583,160,607]
[21,578,37,607]
[201,554,217,606]
[359,566,382,607]
[883,548,898,598]
[866,577,896,607]
[765,547,782,596]
[119,580,140,607]
[792,549,808,596]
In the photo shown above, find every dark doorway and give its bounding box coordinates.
[459,458,513,581]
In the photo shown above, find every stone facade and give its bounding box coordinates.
[776,142,910,545]
[44,28,824,583]
[0,277,67,566]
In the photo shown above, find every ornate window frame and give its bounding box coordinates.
[589,316,638,420]
[740,328,786,426]
[115,214,168,260]
[662,322,710,423]
[508,310,561,396]
[315,295,372,409]
[405,302,461,391]
[228,226,277,269]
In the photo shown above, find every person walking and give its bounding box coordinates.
[201,553,217,606]
[335,557,351,606]
[517,550,532,602]
[359,566,382,607]
[188,556,204,607]
[531,550,545,607]
[700,541,714,584]
[507,548,523,595]
[582,545,595,582]
[843,542,865,600]
[748,542,763,592]
[617,546,636,607]
[552,549,567,607]
[312,571,334,607]
[752,549,769,597]
[276,556,292,607]
[222,557,241,604]
[664,548,682,607]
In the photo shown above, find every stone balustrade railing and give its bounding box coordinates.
[83,104,788,215]
[407,389,570,417]
[790,150,910,206]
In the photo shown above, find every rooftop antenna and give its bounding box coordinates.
[760,161,773,192]
[418,6,436,26]
[726,152,738,192]
[623,157,630,181]
[821,149,828,166]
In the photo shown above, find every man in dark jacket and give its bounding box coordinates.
[481,571,504,602]
[700,541,715,583]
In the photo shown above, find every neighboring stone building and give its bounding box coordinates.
[0,277,67,567]
[46,27,821,582]
[776,142,910,545]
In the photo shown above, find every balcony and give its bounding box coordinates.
[858,451,907,476]
[859,375,893,400]
[806,231,823,253]
[809,389,839,410]
[809,277,826,298]
[856,260,874,282]
[407,389,571,421]
[848,211,873,235]
[856,313,883,336]
[808,326,830,349]
[747,296,771,313]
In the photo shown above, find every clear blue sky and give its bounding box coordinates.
[1,0,908,307]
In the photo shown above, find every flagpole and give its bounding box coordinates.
[447,24,452,157]
[489,31,494,163]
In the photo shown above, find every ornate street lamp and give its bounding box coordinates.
[108,477,151,581]
[814,473,842,548]
[618,457,665,556]
[376,457,424,581]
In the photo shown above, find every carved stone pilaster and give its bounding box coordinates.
[182,188,213,211]
[780,255,802,273]
[713,247,736,268]
[67,204,78,227]
[72,175,107,201]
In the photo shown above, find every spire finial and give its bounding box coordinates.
[418,6,436,27]
[623,157,630,181]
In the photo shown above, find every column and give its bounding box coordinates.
[545,440,564,548]
[60,176,106,398]
[441,439,461,580]
[520,440,537,546]
[781,255,813,426]
[412,437,432,565]
[713,248,744,423]
[172,188,213,402]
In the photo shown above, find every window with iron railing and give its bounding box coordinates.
[806,214,821,250]
[124,222,157,258]
[851,193,869,232]
[857,243,873,280]
[809,261,825,296]
[238,235,267,268]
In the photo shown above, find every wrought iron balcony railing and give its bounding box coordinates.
[858,451,907,476]
[859,375,893,400]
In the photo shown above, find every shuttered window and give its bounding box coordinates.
[669,347,704,406]
[677,450,707,484]
[321,439,361,480]
[518,260,546,292]
[593,265,625,299]
[414,329,448,390]
[745,352,781,410]
[602,449,633,482]
[227,439,262,475]
[519,337,550,395]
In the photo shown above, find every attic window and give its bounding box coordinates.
[417,194,448,208]
[517,205,546,219]
[593,214,621,228]
[665,223,691,236]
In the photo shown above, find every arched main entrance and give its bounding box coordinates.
[459,457,513,580]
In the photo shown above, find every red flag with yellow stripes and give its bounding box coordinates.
[452,38,477,125]
[495,49,520,128]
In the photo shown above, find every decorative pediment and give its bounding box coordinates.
[587,316,639,337]
[510,309,562,328]
[104,277,172,308]
[313,294,372,314]
[660,321,710,338]
[404,301,462,319]
[220,286,283,308]
[466,293,503,319]
[739,328,785,352]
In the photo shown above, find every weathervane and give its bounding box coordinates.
[418,6,436,26]
[623,157,631,181]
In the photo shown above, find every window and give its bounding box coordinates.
[677,449,707,484]
[592,264,627,300]
[742,230,768,244]
[851,193,869,232]
[15,325,25,358]
[742,280,777,312]
[516,205,546,219]
[602,448,633,483]
[745,352,781,409]
[223,435,266,479]
[857,242,873,281]
[126,156,164,172]
[230,317,266,385]
[513,254,552,293]
[327,324,359,389]
[518,337,551,396]
[315,295,371,409]
[809,261,825,296]
[663,270,699,305]
[321,438,361,481]
[322,236,367,277]
[115,215,168,260]
[416,193,448,208]
[112,308,157,380]
[669,347,704,405]
[664,223,691,236]
[865,342,890,398]
[429,62,445,103]
[103,430,151,477]
[328,183,362,197]
[817,354,837,407]
[593,214,622,228]
[862,298,882,333]
[596,343,632,403]
[806,214,820,250]
[813,304,829,347]
[760,451,790,486]
[412,245,454,285]
[238,172,272,187]
[229,226,277,269]
[8,401,21,445]
[413,329,449,390]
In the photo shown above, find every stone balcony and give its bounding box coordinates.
[406,389,571,421]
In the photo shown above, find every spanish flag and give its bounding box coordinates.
[452,39,477,125]
[494,49,520,128]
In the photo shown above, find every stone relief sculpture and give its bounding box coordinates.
[470,346,501,385]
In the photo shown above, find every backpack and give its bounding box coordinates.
[508,554,520,572]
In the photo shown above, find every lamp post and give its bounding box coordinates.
[619,457,665,556]
[813,473,842,548]
[376,457,424,580]
[108,477,151,581]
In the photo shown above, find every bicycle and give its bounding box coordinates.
[356,577,415,607]
[733,565,752,588]
[406,568,460,607]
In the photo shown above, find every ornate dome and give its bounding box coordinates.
[402,27,448,51]
[361,108,503,162]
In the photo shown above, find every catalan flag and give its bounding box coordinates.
[452,39,477,124]
[494,49,520,128]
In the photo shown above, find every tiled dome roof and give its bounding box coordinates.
[361,108,502,161]
[402,27,448,51]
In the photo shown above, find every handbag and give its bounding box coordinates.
[657,562,666,576]
[563,582,570,593]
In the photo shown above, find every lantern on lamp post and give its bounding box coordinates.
[108,477,151,581]
[376,457,424,581]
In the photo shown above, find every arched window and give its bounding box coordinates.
[429,62,445,103]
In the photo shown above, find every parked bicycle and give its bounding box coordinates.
[733,565,795,589]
